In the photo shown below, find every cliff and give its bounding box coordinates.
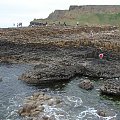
[31,5,120,26]
[69,5,120,13]
[47,10,67,20]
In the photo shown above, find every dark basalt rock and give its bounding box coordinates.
[19,64,84,84]
[97,110,106,117]
[100,78,120,96]
[0,26,120,87]
[19,58,120,85]
[78,79,94,90]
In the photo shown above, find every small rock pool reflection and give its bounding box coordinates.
[0,63,120,120]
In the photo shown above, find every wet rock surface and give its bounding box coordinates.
[19,57,120,85]
[78,79,94,90]
[18,92,63,118]
[100,78,120,96]
[0,26,120,96]
[97,110,106,117]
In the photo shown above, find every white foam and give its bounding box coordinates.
[77,107,117,120]
[64,96,83,107]
[43,104,69,120]
[43,97,117,120]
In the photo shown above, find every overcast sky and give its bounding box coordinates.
[0,0,120,28]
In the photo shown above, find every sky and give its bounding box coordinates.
[0,0,120,28]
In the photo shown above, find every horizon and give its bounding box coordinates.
[0,0,120,28]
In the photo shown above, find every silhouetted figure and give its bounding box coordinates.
[19,23,22,27]
[64,22,66,26]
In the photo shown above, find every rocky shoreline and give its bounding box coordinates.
[0,25,120,119]
[0,25,120,92]
[18,92,63,120]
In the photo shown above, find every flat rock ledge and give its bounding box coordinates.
[19,59,120,84]
[18,92,63,120]
[100,78,120,96]
[18,64,85,84]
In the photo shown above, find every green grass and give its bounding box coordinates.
[76,13,120,25]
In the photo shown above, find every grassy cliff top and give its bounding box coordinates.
[31,5,120,26]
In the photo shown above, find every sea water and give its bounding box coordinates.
[0,63,120,120]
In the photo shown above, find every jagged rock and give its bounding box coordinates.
[19,58,120,84]
[100,78,120,96]
[97,110,106,117]
[19,64,84,84]
[18,103,38,117]
[42,115,49,120]
[79,79,94,90]
[18,92,62,117]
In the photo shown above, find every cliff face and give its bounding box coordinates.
[47,5,120,20]
[47,10,67,19]
[31,5,120,26]
[69,5,120,13]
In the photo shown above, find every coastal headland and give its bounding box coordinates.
[0,5,120,119]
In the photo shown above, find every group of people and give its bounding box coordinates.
[13,22,22,27]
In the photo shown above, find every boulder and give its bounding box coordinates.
[97,110,106,117]
[18,92,62,117]
[18,103,38,117]
[78,79,94,90]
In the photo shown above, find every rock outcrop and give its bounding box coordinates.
[48,10,67,20]
[19,58,120,84]
[0,25,120,95]
[100,78,120,96]
[69,5,120,13]
[78,79,94,90]
[31,5,120,26]
[18,92,62,118]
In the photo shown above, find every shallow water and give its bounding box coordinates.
[0,63,120,120]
